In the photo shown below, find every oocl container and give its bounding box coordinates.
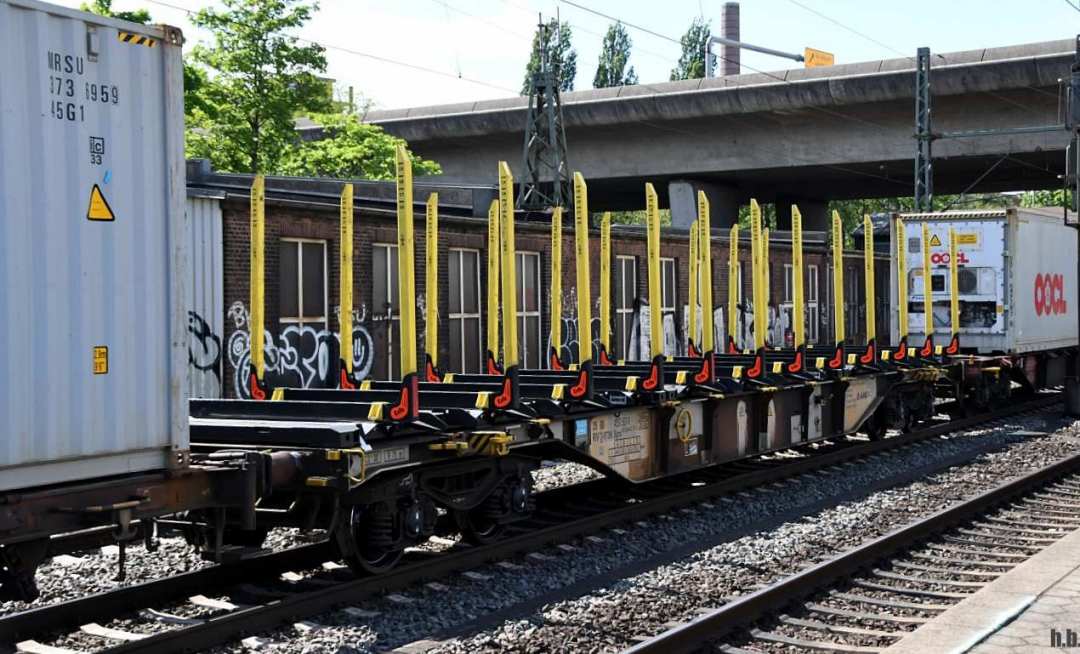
[0,0,187,491]
[889,208,1078,354]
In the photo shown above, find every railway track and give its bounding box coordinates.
[627,419,1080,654]
[1,393,1062,654]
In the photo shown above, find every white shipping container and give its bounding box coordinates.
[889,208,1078,354]
[0,0,187,491]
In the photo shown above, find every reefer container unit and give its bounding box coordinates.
[0,0,188,491]
[888,208,1078,355]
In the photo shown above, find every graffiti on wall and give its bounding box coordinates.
[547,289,748,363]
[189,310,223,397]
[545,288,603,365]
[724,302,794,351]
[544,289,799,362]
[625,299,680,359]
[226,301,376,399]
[680,305,728,354]
[416,293,428,357]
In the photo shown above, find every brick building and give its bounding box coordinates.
[186,161,888,398]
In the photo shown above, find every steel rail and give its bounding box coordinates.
[0,542,335,643]
[625,421,1080,653]
[2,393,1060,653]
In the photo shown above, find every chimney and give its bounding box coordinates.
[720,2,740,76]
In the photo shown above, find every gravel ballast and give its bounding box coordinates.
[0,461,601,619]
[188,411,1080,653]
[10,412,1080,654]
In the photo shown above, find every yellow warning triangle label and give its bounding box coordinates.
[87,184,115,221]
[929,233,941,247]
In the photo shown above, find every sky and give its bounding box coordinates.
[52,0,1080,111]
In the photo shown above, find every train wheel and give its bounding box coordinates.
[335,504,404,575]
[971,377,993,411]
[863,418,887,441]
[347,543,404,574]
[455,476,532,545]
[0,540,47,602]
[454,507,507,545]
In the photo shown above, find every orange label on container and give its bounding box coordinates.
[93,346,108,374]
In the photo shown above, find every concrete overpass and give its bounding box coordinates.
[332,39,1076,228]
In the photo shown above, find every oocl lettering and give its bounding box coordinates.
[1034,273,1068,316]
[930,251,970,265]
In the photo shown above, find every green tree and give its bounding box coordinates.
[182,59,217,121]
[593,22,637,88]
[736,202,777,229]
[522,19,577,95]
[1020,188,1075,209]
[80,0,150,25]
[186,0,331,174]
[81,0,220,124]
[280,113,440,180]
[670,17,710,81]
[596,209,671,227]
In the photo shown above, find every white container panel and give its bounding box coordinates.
[0,0,187,491]
[186,194,224,398]
[1010,212,1078,353]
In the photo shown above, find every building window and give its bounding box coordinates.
[516,251,542,369]
[734,261,747,348]
[875,261,888,341]
[846,265,860,339]
[613,255,637,359]
[448,248,482,373]
[279,238,327,329]
[824,264,833,343]
[660,257,677,356]
[782,264,820,346]
[372,243,400,379]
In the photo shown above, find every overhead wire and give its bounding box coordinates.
[941,154,1010,210]
[438,0,464,79]
[557,0,681,48]
[1005,155,1061,175]
[495,0,685,96]
[150,0,1065,196]
[778,0,1068,193]
[427,0,533,40]
[497,0,918,187]
[555,0,895,132]
[822,164,911,189]
[565,0,1064,200]
[781,0,1061,106]
[143,0,519,94]
[782,0,909,59]
[497,0,680,65]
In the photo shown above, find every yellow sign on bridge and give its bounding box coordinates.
[804,47,835,68]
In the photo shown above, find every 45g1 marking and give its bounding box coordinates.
[51,101,83,122]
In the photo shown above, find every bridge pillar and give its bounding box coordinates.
[776,197,829,232]
[668,180,741,229]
